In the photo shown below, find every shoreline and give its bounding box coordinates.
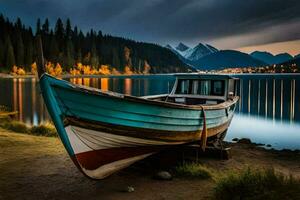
[0,73,175,79]
[0,128,299,199]
[2,72,300,79]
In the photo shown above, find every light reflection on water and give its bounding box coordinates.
[226,114,300,150]
[0,74,299,150]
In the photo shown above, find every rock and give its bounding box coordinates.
[124,186,135,193]
[266,144,272,147]
[237,138,252,144]
[154,171,172,180]
[232,138,239,142]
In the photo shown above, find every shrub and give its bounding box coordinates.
[175,162,212,179]
[214,168,300,200]
[30,122,57,137]
[1,120,30,133]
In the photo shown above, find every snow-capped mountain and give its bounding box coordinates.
[175,43,190,54]
[167,42,219,62]
[184,43,218,61]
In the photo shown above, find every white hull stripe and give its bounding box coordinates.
[65,125,184,154]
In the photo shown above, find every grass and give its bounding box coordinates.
[30,122,57,137]
[1,120,30,133]
[214,168,300,200]
[175,162,213,179]
[0,119,57,137]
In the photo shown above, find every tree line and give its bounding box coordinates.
[0,14,188,74]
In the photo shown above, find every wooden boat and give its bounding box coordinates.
[36,37,239,179]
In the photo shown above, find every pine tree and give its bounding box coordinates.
[55,18,65,51]
[36,18,41,35]
[0,39,4,68]
[65,18,72,39]
[16,32,25,66]
[90,43,99,68]
[24,40,33,69]
[42,18,49,34]
[49,36,59,63]
[4,35,15,69]
[65,39,74,70]
[112,48,120,69]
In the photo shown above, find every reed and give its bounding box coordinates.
[1,120,30,133]
[214,168,300,200]
[0,120,57,137]
[175,162,213,179]
[30,122,57,137]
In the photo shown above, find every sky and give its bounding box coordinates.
[0,0,300,55]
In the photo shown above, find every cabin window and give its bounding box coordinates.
[176,80,190,94]
[199,80,211,95]
[212,80,225,96]
[191,80,199,94]
[175,79,225,96]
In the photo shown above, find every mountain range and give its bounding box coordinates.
[167,43,266,70]
[166,42,298,70]
[250,51,294,65]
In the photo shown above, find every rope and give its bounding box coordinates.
[199,106,207,151]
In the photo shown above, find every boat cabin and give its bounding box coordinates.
[146,74,239,106]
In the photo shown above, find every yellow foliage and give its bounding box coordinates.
[70,68,81,76]
[124,66,133,75]
[83,65,91,75]
[142,61,151,74]
[17,68,26,75]
[54,63,62,76]
[111,68,121,75]
[45,62,55,75]
[31,62,37,75]
[12,65,18,74]
[98,65,111,75]
[11,65,26,76]
[76,63,83,71]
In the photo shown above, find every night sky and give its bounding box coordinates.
[1,0,300,54]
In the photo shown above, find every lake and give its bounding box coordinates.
[0,74,300,150]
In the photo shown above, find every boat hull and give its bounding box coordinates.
[39,74,238,179]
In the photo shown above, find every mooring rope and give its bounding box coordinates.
[199,106,207,151]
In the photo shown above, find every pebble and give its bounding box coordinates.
[124,186,135,193]
[237,138,252,144]
[154,171,172,180]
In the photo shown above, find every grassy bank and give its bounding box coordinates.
[0,119,300,199]
[0,119,57,137]
[214,168,300,200]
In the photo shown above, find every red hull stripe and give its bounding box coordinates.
[75,146,164,170]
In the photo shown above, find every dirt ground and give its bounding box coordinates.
[0,128,300,200]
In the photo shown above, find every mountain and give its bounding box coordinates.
[250,51,293,65]
[165,45,195,68]
[193,50,266,70]
[168,42,219,62]
[278,57,300,66]
[184,43,219,61]
[175,42,190,52]
[295,54,300,59]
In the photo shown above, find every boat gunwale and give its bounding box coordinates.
[55,94,232,121]
[43,73,239,111]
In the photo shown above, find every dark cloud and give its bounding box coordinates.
[0,0,299,48]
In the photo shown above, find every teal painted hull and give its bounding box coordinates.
[39,74,238,178]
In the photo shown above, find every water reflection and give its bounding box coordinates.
[234,75,300,123]
[226,114,300,150]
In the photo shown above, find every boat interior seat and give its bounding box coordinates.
[166,96,222,105]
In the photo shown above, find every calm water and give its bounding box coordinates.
[0,74,300,150]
